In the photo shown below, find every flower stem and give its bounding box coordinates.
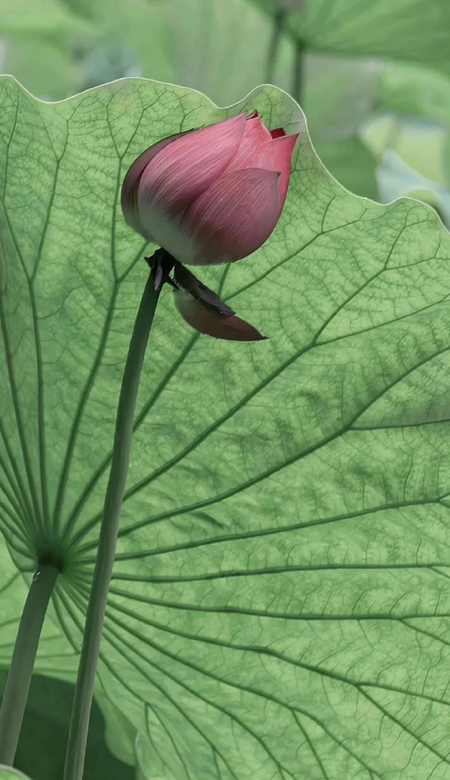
[265,9,286,84]
[63,268,161,780]
[292,37,305,105]
[0,564,59,766]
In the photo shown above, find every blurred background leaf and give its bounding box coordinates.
[375,148,450,225]
[0,672,136,780]
[95,683,140,768]
[2,0,450,212]
[0,0,90,37]
[0,766,33,780]
[252,0,450,69]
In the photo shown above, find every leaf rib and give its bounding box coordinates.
[104,593,450,709]
[78,497,436,562]
[59,584,242,780]
[71,230,438,549]
[0,298,43,535]
[51,285,119,533]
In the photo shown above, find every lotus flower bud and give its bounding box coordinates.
[121,111,299,266]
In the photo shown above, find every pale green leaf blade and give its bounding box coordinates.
[2,76,450,780]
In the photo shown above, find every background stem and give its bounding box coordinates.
[265,9,286,84]
[292,37,305,105]
[63,270,160,780]
[0,564,58,766]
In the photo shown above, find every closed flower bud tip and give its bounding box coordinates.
[121,112,299,266]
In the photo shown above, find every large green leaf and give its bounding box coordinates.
[2,75,450,779]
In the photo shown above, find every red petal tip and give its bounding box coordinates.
[270,127,286,139]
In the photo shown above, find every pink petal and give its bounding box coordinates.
[121,131,188,239]
[236,133,299,218]
[137,113,247,221]
[225,113,272,172]
[180,167,281,265]
[173,289,267,341]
